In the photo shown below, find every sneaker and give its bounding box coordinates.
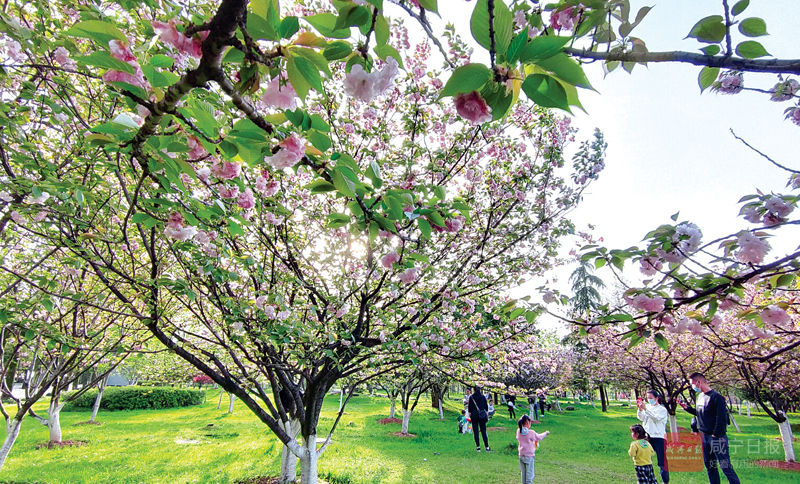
[485,447,492,452]
[476,447,481,452]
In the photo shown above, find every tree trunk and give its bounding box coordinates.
[43,402,66,443]
[668,414,679,442]
[279,419,301,483]
[389,398,396,419]
[599,385,608,413]
[90,377,108,423]
[298,434,319,484]
[777,415,796,462]
[228,393,235,414]
[438,398,444,420]
[431,385,439,409]
[217,389,224,410]
[730,414,741,433]
[401,408,412,434]
[338,388,344,413]
[0,418,22,471]
[739,401,743,416]
[747,401,751,418]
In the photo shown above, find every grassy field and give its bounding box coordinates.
[2,392,797,484]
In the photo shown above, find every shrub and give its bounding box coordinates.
[64,386,206,411]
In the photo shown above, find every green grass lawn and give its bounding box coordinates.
[2,393,797,484]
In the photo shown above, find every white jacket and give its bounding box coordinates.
[637,403,668,439]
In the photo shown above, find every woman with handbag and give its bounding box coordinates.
[468,385,492,452]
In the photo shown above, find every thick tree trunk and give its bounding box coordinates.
[389,398,396,419]
[438,398,444,420]
[777,415,796,462]
[668,413,679,441]
[298,435,319,484]
[0,418,22,471]
[228,393,235,414]
[279,419,301,483]
[44,403,65,443]
[401,409,412,434]
[431,385,439,409]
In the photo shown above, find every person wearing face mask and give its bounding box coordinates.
[679,373,740,484]
[637,390,669,483]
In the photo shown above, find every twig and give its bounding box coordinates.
[730,129,800,174]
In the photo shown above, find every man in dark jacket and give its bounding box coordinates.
[680,373,740,484]
[468,385,491,452]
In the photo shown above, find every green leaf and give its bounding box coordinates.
[25,329,36,341]
[326,213,351,228]
[304,179,337,193]
[247,12,279,42]
[700,45,721,56]
[281,16,301,39]
[738,18,768,37]
[595,257,606,269]
[417,218,431,239]
[307,129,332,152]
[65,20,127,47]
[670,211,680,221]
[286,56,311,100]
[518,36,570,63]
[418,0,438,14]
[292,47,332,76]
[521,74,571,112]
[480,80,514,120]
[686,15,726,44]
[303,13,351,39]
[131,212,159,228]
[736,40,770,59]
[533,53,593,90]
[439,63,492,98]
[470,0,514,55]
[334,4,371,30]
[365,160,382,188]
[142,64,179,88]
[323,41,352,61]
[506,28,528,64]
[375,15,390,46]
[227,219,245,237]
[331,167,356,197]
[698,66,719,92]
[731,0,749,16]
[149,54,175,68]
[426,211,446,227]
[374,44,403,68]
[77,51,135,74]
[654,333,669,351]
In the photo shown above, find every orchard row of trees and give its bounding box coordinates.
[0,0,798,482]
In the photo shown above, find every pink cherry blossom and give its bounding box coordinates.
[746,322,776,339]
[445,217,463,233]
[514,9,527,29]
[264,305,277,320]
[194,230,212,246]
[770,79,799,102]
[53,46,77,70]
[743,208,761,224]
[786,107,800,127]
[735,231,770,265]
[639,256,662,276]
[542,291,556,304]
[372,57,399,95]
[791,173,800,189]
[218,185,239,199]
[255,295,267,309]
[10,211,24,224]
[195,166,211,184]
[165,225,197,241]
[103,40,150,91]
[718,294,741,312]
[380,252,400,269]
[276,310,291,321]
[717,71,743,95]
[265,134,307,170]
[152,20,204,59]
[187,136,207,159]
[454,91,492,125]
[398,267,419,284]
[760,305,791,325]
[168,211,185,230]
[629,293,665,313]
[261,77,299,111]
[210,159,241,180]
[343,64,374,102]
[265,212,285,225]
[238,188,256,210]
[551,6,579,31]
[764,196,793,217]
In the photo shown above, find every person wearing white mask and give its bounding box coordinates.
[636,389,669,483]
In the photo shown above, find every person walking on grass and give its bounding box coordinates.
[679,373,741,484]
[637,389,670,483]
[629,424,658,484]
[506,392,517,420]
[537,390,547,417]
[468,385,491,452]
[516,415,549,484]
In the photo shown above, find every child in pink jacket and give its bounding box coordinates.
[516,415,550,484]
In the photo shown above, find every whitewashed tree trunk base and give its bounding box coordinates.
[228,394,235,414]
[217,390,224,410]
[778,417,796,462]
[730,415,741,433]
[401,409,412,434]
[90,388,105,422]
[669,414,679,442]
[389,399,396,419]
[0,418,22,471]
[438,400,444,420]
[298,435,318,484]
[279,419,301,483]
